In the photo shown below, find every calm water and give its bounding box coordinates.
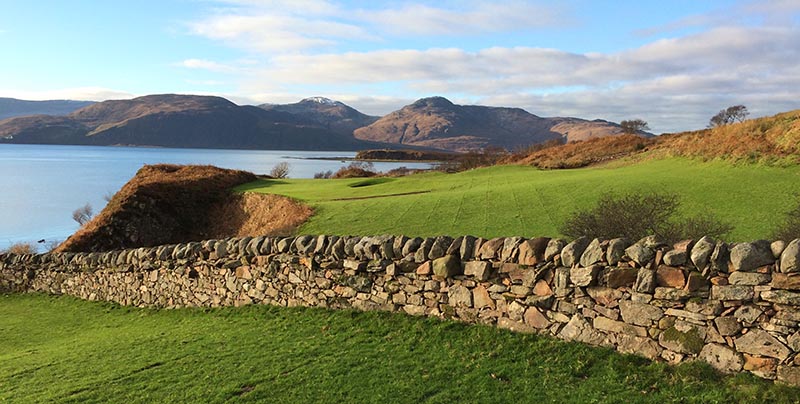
[0,144,432,251]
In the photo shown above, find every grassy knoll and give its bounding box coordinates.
[239,158,800,241]
[2,294,798,403]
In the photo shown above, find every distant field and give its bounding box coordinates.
[3,294,799,403]
[239,158,800,241]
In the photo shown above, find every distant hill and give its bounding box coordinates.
[0,98,94,120]
[259,97,379,136]
[0,94,388,151]
[353,96,634,152]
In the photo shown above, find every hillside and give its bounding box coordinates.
[353,96,631,152]
[0,97,94,120]
[56,164,311,253]
[508,109,800,168]
[0,94,385,150]
[260,97,379,136]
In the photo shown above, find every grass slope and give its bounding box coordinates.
[239,158,800,241]
[2,294,798,403]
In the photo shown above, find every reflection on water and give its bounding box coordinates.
[0,144,433,251]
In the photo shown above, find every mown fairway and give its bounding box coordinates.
[2,294,799,403]
[240,158,800,241]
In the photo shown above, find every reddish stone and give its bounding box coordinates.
[416,261,432,276]
[656,265,686,288]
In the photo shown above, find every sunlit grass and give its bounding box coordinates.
[239,158,800,241]
[2,294,798,403]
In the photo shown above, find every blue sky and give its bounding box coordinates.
[1,0,798,133]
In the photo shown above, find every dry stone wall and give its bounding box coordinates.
[3,234,800,385]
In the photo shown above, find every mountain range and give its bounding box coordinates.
[0,94,639,152]
[0,98,94,120]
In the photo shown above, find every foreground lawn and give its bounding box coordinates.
[1,294,798,403]
[240,158,800,241]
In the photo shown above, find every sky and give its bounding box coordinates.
[0,0,798,133]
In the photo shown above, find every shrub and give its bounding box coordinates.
[332,162,377,179]
[72,203,94,226]
[773,199,800,241]
[560,192,733,243]
[2,242,37,255]
[313,170,333,179]
[269,162,290,179]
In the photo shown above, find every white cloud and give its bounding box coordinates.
[2,87,136,101]
[178,58,241,73]
[169,1,800,133]
[357,2,561,36]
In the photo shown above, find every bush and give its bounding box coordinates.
[773,200,800,241]
[2,242,37,255]
[269,162,290,179]
[313,170,333,179]
[560,192,733,243]
[332,162,377,179]
[72,203,94,226]
[436,146,509,172]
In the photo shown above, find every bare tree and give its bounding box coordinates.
[72,203,93,226]
[709,105,749,127]
[269,162,290,179]
[620,119,650,135]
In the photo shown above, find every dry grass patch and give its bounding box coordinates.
[208,193,313,238]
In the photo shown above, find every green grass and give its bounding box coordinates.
[2,293,798,403]
[238,158,800,241]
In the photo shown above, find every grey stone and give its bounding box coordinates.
[554,267,571,297]
[617,335,661,360]
[559,314,605,345]
[735,330,791,361]
[771,240,786,259]
[294,235,316,255]
[478,238,505,260]
[714,316,742,336]
[447,284,472,307]
[464,261,492,281]
[570,265,601,287]
[780,239,800,273]
[606,238,630,266]
[580,238,606,267]
[428,236,453,260]
[500,237,523,262]
[734,305,764,324]
[432,255,461,278]
[711,285,754,301]
[633,268,656,294]
[728,271,771,286]
[237,237,253,255]
[709,242,729,274]
[331,238,346,260]
[446,236,464,256]
[691,236,716,270]
[393,235,409,258]
[625,242,655,267]
[662,250,687,266]
[730,241,774,272]
[760,289,800,305]
[459,236,477,260]
[415,238,434,263]
[619,300,664,326]
[659,323,705,354]
[699,343,744,373]
[215,241,229,258]
[654,287,691,300]
[561,237,591,267]
[544,239,567,261]
[604,267,638,288]
[518,237,550,265]
[402,237,423,256]
[777,366,800,386]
